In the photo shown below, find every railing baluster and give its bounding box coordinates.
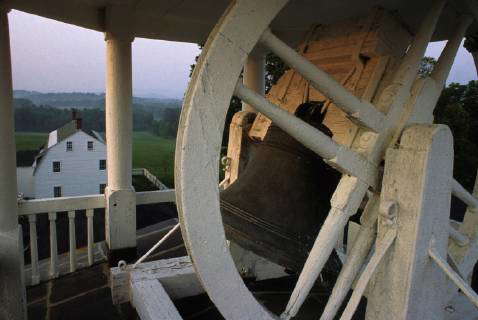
[28,215,40,285]
[86,209,94,266]
[68,211,77,272]
[48,212,59,278]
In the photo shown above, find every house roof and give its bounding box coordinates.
[31,120,105,173]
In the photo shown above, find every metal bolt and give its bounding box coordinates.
[444,305,455,313]
[379,200,398,226]
[118,260,127,270]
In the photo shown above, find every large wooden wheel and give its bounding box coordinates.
[175,0,478,319]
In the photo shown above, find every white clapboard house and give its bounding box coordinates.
[17,114,107,199]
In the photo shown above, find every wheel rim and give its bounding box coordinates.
[175,1,289,319]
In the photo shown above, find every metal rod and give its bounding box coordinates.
[429,246,478,308]
[452,178,478,210]
[259,28,384,133]
[340,228,397,320]
[133,223,180,268]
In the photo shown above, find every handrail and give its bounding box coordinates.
[19,189,176,286]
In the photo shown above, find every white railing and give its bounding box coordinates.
[18,189,176,286]
[132,168,169,190]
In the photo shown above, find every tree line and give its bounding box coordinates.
[13,98,181,138]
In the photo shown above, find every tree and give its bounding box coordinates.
[418,56,437,78]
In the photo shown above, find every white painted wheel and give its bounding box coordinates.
[175,0,478,318]
[175,1,290,319]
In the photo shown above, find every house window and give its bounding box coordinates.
[87,141,94,151]
[52,161,61,173]
[53,186,62,198]
[99,159,106,170]
[99,184,106,194]
[66,141,73,151]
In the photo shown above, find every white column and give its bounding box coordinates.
[242,48,265,112]
[0,7,27,319]
[104,5,137,263]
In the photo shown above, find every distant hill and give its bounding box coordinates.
[13,90,181,116]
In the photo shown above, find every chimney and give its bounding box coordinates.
[72,109,82,130]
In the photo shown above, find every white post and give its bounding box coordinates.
[86,209,95,266]
[68,211,76,272]
[28,215,40,285]
[366,125,453,320]
[0,7,27,319]
[104,5,137,265]
[48,212,59,278]
[242,47,265,112]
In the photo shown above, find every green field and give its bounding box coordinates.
[15,131,176,187]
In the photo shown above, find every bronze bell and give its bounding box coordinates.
[220,102,342,273]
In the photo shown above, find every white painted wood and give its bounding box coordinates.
[48,212,59,278]
[429,246,478,309]
[366,125,453,320]
[259,28,385,133]
[431,16,473,87]
[136,189,176,205]
[18,194,104,215]
[452,179,478,210]
[17,189,175,216]
[340,228,397,320]
[282,177,369,320]
[283,2,445,317]
[175,1,289,319]
[28,214,40,285]
[449,224,469,247]
[86,209,94,266]
[105,25,136,252]
[131,279,182,320]
[105,30,133,191]
[33,130,107,199]
[111,256,204,305]
[242,47,265,112]
[0,9,26,319]
[68,210,77,272]
[320,195,380,320]
[234,83,378,188]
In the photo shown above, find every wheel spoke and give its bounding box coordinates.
[340,227,397,320]
[259,28,385,133]
[234,83,378,187]
[319,195,380,320]
[281,177,369,320]
[429,246,478,309]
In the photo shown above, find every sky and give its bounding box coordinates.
[7,10,477,99]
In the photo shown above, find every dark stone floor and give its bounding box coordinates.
[26,263,138,320]
[26,260,366,320]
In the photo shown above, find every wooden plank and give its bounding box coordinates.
[136,190,176,205]
[18,194,105,215]
[131,279,182,320]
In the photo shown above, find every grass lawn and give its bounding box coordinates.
[132,132,175,187]
[15,132,48,151]
[15,131,176,188]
